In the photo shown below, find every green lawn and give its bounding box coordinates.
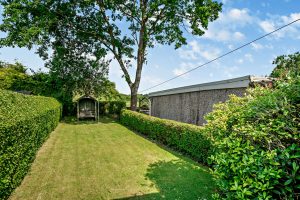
[9,118,215,200]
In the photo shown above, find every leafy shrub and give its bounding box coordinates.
[99,101,126,115]
[0,90,61,199]
[120,110,211,163]
[271,52,300,79]
[205,77,300,199]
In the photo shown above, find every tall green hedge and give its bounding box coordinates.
[120,110,211,163]
[99,101,126,115]
[0,90,61,199]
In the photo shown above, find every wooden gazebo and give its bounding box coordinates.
[77,96,98,120]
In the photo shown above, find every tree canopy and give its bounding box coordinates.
[0,0,222,110]
[271,52,300,79]
[0,60,119,115]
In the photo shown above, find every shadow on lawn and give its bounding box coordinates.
[115,159,215,200]
[62,116,116,125]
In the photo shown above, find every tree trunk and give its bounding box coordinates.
[130,85,138,111]
[128,0,147,111]
[130,5,146,111]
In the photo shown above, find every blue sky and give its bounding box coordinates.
[0,0,300,94]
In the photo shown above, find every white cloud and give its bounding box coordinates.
[178,40,221,61]
[235,54,253,65]
[265,44,274,49]
[201,48,221,60]
[177,49,198,60]
[172,62,195,78]
[177,40,200,60]
[259,20,275,33]
[251,42,264,50]
[173,67,187,76]
[141,75,162,85]
[233,32,245,40]
[244,53,254,63]
[250,42,274,50]
[106,52,123,77]
[228,44,234,50]
[202,8,253,42]
[224,66,239,78]
[236,58,244,64]
[189,40,201,52]
[228,8,253,23]
[154,64,160,69]
[281,13,300,23]
[259,13,300,39]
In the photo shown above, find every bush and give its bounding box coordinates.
[205,77,300,199]
[120,110,212,163]
[99,101,126,115]
[0,90,61,199]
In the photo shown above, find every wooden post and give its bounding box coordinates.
[94,100,97,121]
[97,101,99,121]
[149,98,152,116]
[77,101,79,121]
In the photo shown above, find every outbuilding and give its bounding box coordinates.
[148,75,273,126]
[77,96,98,120]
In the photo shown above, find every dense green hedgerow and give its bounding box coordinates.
[0,90,61,199]
[120,110,211,163]
[205,77,300,199]
[99,101,126,115]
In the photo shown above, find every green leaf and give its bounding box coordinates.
[284,179,293,186]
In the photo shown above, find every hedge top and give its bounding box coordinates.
[0,90,61,125]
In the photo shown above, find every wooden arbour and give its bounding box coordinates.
[77,96,99,120]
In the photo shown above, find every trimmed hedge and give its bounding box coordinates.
[120,110,211,163]
[99,101,126,115]
[0,90,61,199]
[205,77,300,199]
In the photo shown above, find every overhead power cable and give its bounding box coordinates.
[140,18,300,93]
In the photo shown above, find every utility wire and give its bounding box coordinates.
[140,18,300,93]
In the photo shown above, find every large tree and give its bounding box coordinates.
[0,0,222,110]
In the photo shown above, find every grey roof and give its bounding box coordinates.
[148,75,272,97]
[77,95,97,102]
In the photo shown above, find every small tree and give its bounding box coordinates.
[0,0,222,110]
[271,52,300,79]
[0,61,30,90]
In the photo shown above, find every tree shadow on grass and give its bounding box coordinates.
[62,116,116,125]
[115,159,215,200]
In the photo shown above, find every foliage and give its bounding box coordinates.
[118,93,149,109]
[0,61,57,95]
[47,46,109,115]
[97,81,122,101]
[0,0,222,110]
[0,60,119,116]
[0,90,61,199]
[47,37,109,97]
[0,61,29,90]
[99,101,126,115]
[205,77,300,199]
[271,52,300,79]
[120,110,212,163]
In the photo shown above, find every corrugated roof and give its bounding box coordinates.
[148,75,272,97]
